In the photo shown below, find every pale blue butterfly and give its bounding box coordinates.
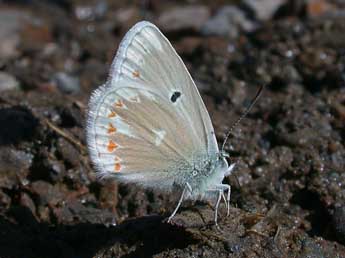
[86,21,261,227]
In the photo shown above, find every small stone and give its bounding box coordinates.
[0,9,24,60]
[333,206,345,244]
[52,72,80,94]
[48,159,66,183]
[242,0,287,21]
[56,138,80,167]
[37,205,51,222]
[306,0,335,18]
[0,107,38,145]
[0,147,33,189]
[20,23,53,52]
[115,7,140,26]
[30,181,65,206]
[57,200,115,224]
[202,6,255,37]
[174,37,202,55]
[158,5,210,32]
[0,190,11,209]
[19,192,37,217]
[0,72,20,91]
[29,147,66,183]
[74,1,108,21]
[0,9,51,59]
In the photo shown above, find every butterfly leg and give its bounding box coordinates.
[216,184,231,216]
[221,191,228,212]
[167,183,190,223]
[214,189,223,228]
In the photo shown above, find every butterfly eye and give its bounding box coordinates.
[192,170,198,177]
[170,91,181,103]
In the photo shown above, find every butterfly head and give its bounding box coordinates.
[194,152,234,197]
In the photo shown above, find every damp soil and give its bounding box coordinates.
[0,1,345,258]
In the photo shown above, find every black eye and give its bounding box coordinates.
[170,91,181,103]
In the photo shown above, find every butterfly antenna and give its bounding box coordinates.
[221,85,264,152]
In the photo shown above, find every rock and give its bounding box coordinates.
[0,9,24,60]
[52,72,80,94]
[0,72,20,91]
[0,9,51,59]
[333,205,345,244]
[174,37,203,55]
[202,6,255,37]
[29,147,67,183]
[56,138,80,167]
[74,1,108,21]
[242,0,287,21]
[158,5,210,32]
[115,7,141,28]
[19,192,37,218]
[98,181,118,211]
[0,147,33,189]
[54,200,115,224]
[306,0,335,18]
[20,22,53,52]
[0,107,38,145]
[0,189,11,209]
[30,181,65,206]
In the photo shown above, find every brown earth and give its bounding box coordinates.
[0,1,344,257]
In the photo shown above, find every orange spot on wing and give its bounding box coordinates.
[107,123,116,134]
[114,163,121,172]
[115,100,124,108]
[108,111,117,118]
[132,70,140,78]
[107,140,118,152]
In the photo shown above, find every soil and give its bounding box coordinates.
[0,1,345,258]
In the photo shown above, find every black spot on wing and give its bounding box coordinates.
[170,91,181,103]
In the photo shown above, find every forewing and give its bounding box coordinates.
[108,21,218,155]
[86,21,218,186]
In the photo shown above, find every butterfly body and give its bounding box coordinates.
[86,21,234,226]
[169,153,227,198]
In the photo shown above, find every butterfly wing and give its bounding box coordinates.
[86,21,218,189]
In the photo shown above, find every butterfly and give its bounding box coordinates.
[86,21,236,227]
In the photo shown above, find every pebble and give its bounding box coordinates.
[74,1,108,21]
[202,6,255,37]
[306,0,335,17]
[242,0,287,21]
[0,147,33,189]
[52,72,80,94]
[333,205,345,244]
[158,5,210,32]
[54,200,114,224]
[0,190,11,209]
[30,180,65,206]
[0,9,51,59]
[56,138,80,167]
[19,192,37,217]
[0,9,25,60]
[29,147,66,183]
[0,72,20,91]
[0,107,38,145]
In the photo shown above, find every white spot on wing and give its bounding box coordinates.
[152,129,166,146]
[116,118,134,137]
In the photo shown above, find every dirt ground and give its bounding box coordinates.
[0,0,345,257]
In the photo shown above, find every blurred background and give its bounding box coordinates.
[0,0,345,257]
